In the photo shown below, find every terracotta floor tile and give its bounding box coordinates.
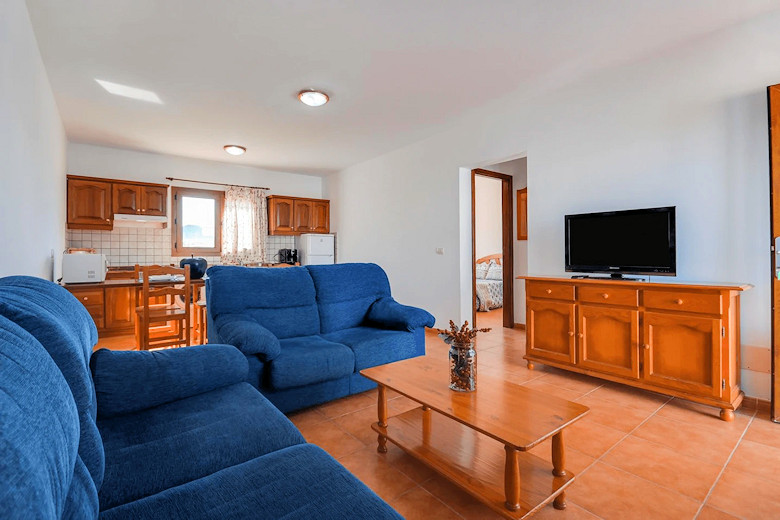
[696,505,743,520]
[389,486,465,520]
[707,466,780,520]
[535,370,604,394]
[632,415,744,467]
[527,439,596,476]
[574,394,656,433]
[388,395,422,415]
[286,406,328,430]
[726,438,780,481]
[657,398,750,433]
[332,406,380,446]
[521,379,590,401]
[601,435,721,500]
[563,419,626,459]
[382,444,438,484]
[317,391,376,418]
[420,475,505,520]
[742,415,780,450]
[586,383,670,413]
[298,421,365,459]
[531,502,603,520]
[567,462,700,520]
[337,447,418,502]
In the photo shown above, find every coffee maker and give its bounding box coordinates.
[279,248,298,265]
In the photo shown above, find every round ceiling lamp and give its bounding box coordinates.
[298,90,329,107]
[223,145,246,156]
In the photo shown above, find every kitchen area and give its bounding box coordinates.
[62,174,334,350]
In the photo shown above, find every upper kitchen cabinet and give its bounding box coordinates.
[68,175,169,230]
[268,195,330,235]
[67,178,113,230]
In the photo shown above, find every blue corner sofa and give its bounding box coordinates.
[206,263,435,413]
[0,276,402,519]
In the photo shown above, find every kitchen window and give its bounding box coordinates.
[171,187,224,256]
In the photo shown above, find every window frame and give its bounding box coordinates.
[171,187,224,256]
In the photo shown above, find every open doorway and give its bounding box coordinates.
[472,168,514,329]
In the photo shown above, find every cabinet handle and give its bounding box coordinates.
[675,299,684,305]
[105,218,110,222]
[83,296,88,301]
[568,331,574,336]
[546,289,552,294]
[141,209,147,212]
[643,344,650,350]
[602,293,609,299]
[578,333,584,338]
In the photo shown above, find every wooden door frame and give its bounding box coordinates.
[471,168,514,328]
[769,84,780,422]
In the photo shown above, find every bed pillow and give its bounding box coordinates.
[476,262,490,280]
[486,262,503,280]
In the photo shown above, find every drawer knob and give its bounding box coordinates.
[568,331,574,336]
[83,296,88,301]
[546,289,552,294]
[602,293,609,299]
[643,344,650,350]
[578,333,584,338]
[675,299,684,305]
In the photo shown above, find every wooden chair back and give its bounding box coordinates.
[135,264,191,349]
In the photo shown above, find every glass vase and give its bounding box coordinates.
[449,341,477,392]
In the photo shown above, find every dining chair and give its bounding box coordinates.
[134,264,191,350]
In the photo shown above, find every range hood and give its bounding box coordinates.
[113,214,168,228]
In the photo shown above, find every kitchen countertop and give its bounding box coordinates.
[62,278,206,289]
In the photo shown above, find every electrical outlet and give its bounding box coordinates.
[435,247,444,255]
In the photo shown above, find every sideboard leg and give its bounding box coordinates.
[527,362,535,370]
[720,408,735,422]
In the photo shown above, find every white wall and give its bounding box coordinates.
[0,0,67,280]
[324,12,780,399]
[474,176,502,259]
[67,143,323,200]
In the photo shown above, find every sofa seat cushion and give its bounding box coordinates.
[323,327,418,371]
[99,444,402,520]
[269,336,355,390]
[97,383,304,511]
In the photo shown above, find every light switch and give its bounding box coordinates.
[435,247,444,255]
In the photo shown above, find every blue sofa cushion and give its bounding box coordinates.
[214,313,281,359]
[0,315,98,519]
[207,266,320,339]
[91,344,249,418]
[97,383,305,510]
[269,336,355,390]
[99,444,403,520]
[367,297,436,331]
[0,276,104,496]
[306,263,391,333]
[324,327,419,371]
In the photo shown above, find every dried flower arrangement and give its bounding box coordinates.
[436,320,491,346]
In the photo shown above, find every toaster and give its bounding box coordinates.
[62,253,108,283]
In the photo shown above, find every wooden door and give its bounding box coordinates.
[578,305,639,379]
[527,299,576,365]
[268,197,295,235]
[141,186,167,216]
[642,312,722,398]
[67,179,113,229]
[113,183,141,214]
[294,200,313,233]
[104,287,135,333]
[311,201,330,233]
[770,83,780,422]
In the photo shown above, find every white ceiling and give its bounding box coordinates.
[26,0,780,176]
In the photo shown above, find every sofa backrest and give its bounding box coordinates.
[306,263,391,333]
[0,277,102,519]
[207,266,321,339]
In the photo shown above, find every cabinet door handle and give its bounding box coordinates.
[602,293,609,299]
[675,299,684,305]
[643,344,650,350]
[546,289,552,294]
[105,218,110,222]
[83,296,88,301]
[568,331,574,336]
[578,333,584,338]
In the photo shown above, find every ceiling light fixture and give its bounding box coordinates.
[95,79,162,104]
[223,145,246,156]
[298,90,329,107]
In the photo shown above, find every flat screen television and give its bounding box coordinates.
[565,206,676,277]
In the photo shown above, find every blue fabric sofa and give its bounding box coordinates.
[207,263,435,413]
[0,276,402,519]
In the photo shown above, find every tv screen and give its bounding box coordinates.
[565,206,676,276]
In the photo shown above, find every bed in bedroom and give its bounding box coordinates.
[475,254,504,311]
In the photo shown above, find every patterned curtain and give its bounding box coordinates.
[221,186,267,265]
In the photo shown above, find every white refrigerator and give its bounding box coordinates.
[297,234,335,265]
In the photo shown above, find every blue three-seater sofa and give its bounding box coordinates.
[207,263,435,413]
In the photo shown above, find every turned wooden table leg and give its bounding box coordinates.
[552,431,567,510]
[377,385,388,453]
[720,408,735,422]
[504,445,521,511]
[422,405,431,446]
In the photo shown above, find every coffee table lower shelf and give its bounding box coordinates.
[373,406,574,519]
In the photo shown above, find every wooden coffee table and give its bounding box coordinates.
[360,356,589,519]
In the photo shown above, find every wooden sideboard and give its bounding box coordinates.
[267,195,329,235]
[521,276,750,421]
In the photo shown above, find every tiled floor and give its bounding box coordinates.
[288,309,780,520]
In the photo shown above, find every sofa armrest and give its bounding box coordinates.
[90,344,248,418]
[214,314,282,360]
[366,297,435,332]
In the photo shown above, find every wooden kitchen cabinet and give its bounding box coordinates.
[141,186,167,216]
[522,277,748,421]
[268,196,330,235]
[104,286,136,334]
[113,183,141,214]
[67,287,105,329]
[67,178,113,230]
[113,182,167,216]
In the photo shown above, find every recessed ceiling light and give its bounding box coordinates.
[298,90,329,107]
[95,79,162,104]
[223,145,246,156]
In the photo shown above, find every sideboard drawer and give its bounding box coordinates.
[527,282,575,301]
[643,290,722,315]
[69,288,104,306]
[579,285,639,307]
